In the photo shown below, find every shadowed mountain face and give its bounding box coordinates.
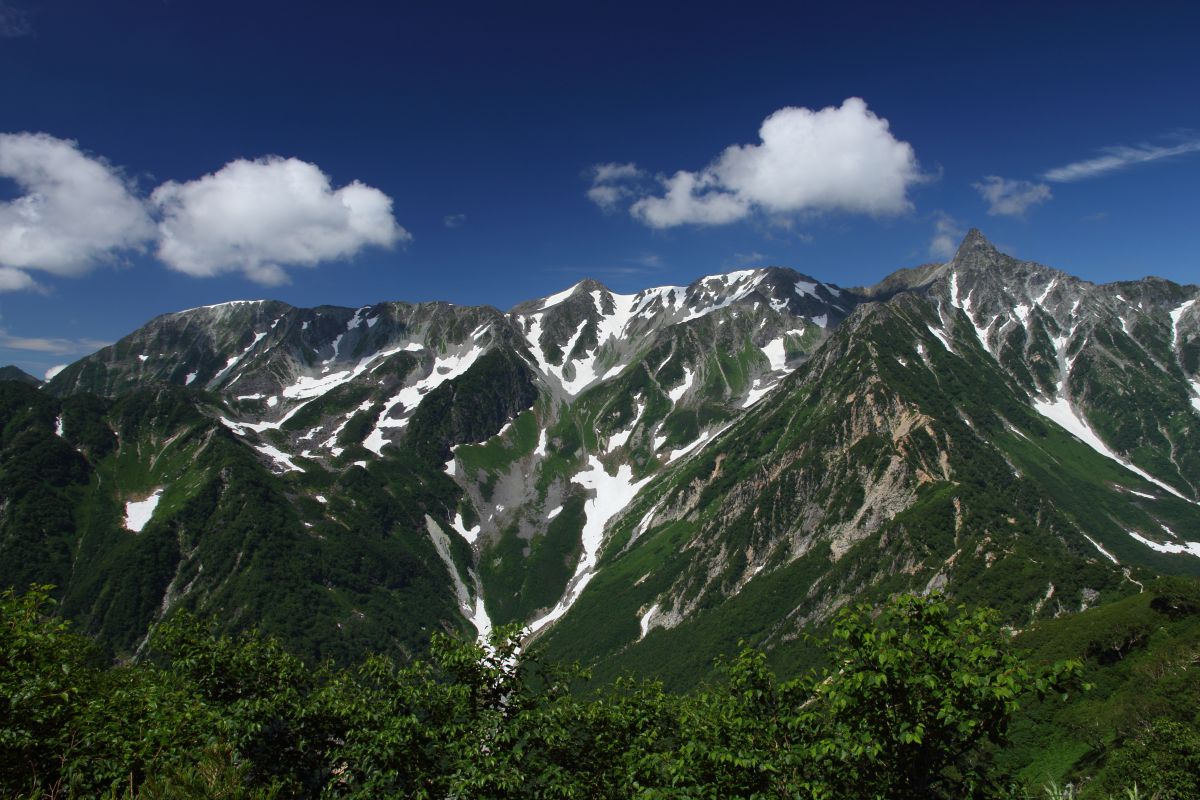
[4,231,1198,679]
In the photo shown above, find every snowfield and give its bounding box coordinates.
[124,489,164,533]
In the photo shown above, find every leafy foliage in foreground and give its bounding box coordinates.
[3,587,1085,799]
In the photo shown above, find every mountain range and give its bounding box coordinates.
[2,229,1198,684]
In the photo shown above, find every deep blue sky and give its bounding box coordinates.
[2,0,1199,376]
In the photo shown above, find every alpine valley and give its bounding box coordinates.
[3,229,1199,685]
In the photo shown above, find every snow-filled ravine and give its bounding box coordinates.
[526,456,650,635]
[1031,395,1194,504]
[362,343,487,455]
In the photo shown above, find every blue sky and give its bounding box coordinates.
[2,0,1199,377]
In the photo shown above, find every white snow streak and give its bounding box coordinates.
[255,443,303,473]
[426,515,492,640]
[742,378,779,408]
[1082,533,1119,564]
[1127,529,1200,559]
[926,324,954,351]
[1169,298,1196,348]
[1032,395,1193,503]
[667,367,695,404]
[605,399,644,452]
[210,331,267,386]
[638,603,660,639]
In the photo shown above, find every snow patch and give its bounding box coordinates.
[605,398,644,452]
[255,443,303,473]
[124,489,163,533]
[761,337,788,371]
[1127,529,1200,559]
[667,367,694,404]
[547,505,563,520]
[539,282,581,310]
[450,512,481,544]
[668,421,733,464]
[184,372,198,386]
[639,603,660,639]
[742,378,778,408]
[54,415,64,437]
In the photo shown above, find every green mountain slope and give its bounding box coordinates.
[3,230,1198,678]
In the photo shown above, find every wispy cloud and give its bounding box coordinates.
[0,330,110,355]
[1042,138,1200,182]
[929,212,964,260]
[586,162,647,212]
[973,176,1052,217]
[728,252,768,268]
[443,213,467,228]
[0,2,32,38]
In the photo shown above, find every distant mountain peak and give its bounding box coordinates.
[0,365,42,386]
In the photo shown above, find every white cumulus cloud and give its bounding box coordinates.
[973,176,1052,217]
[152,156,409,285]
[599,98,923,228]
[0,133,154,283]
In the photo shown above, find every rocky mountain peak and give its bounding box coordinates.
[951,228,1005,268]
